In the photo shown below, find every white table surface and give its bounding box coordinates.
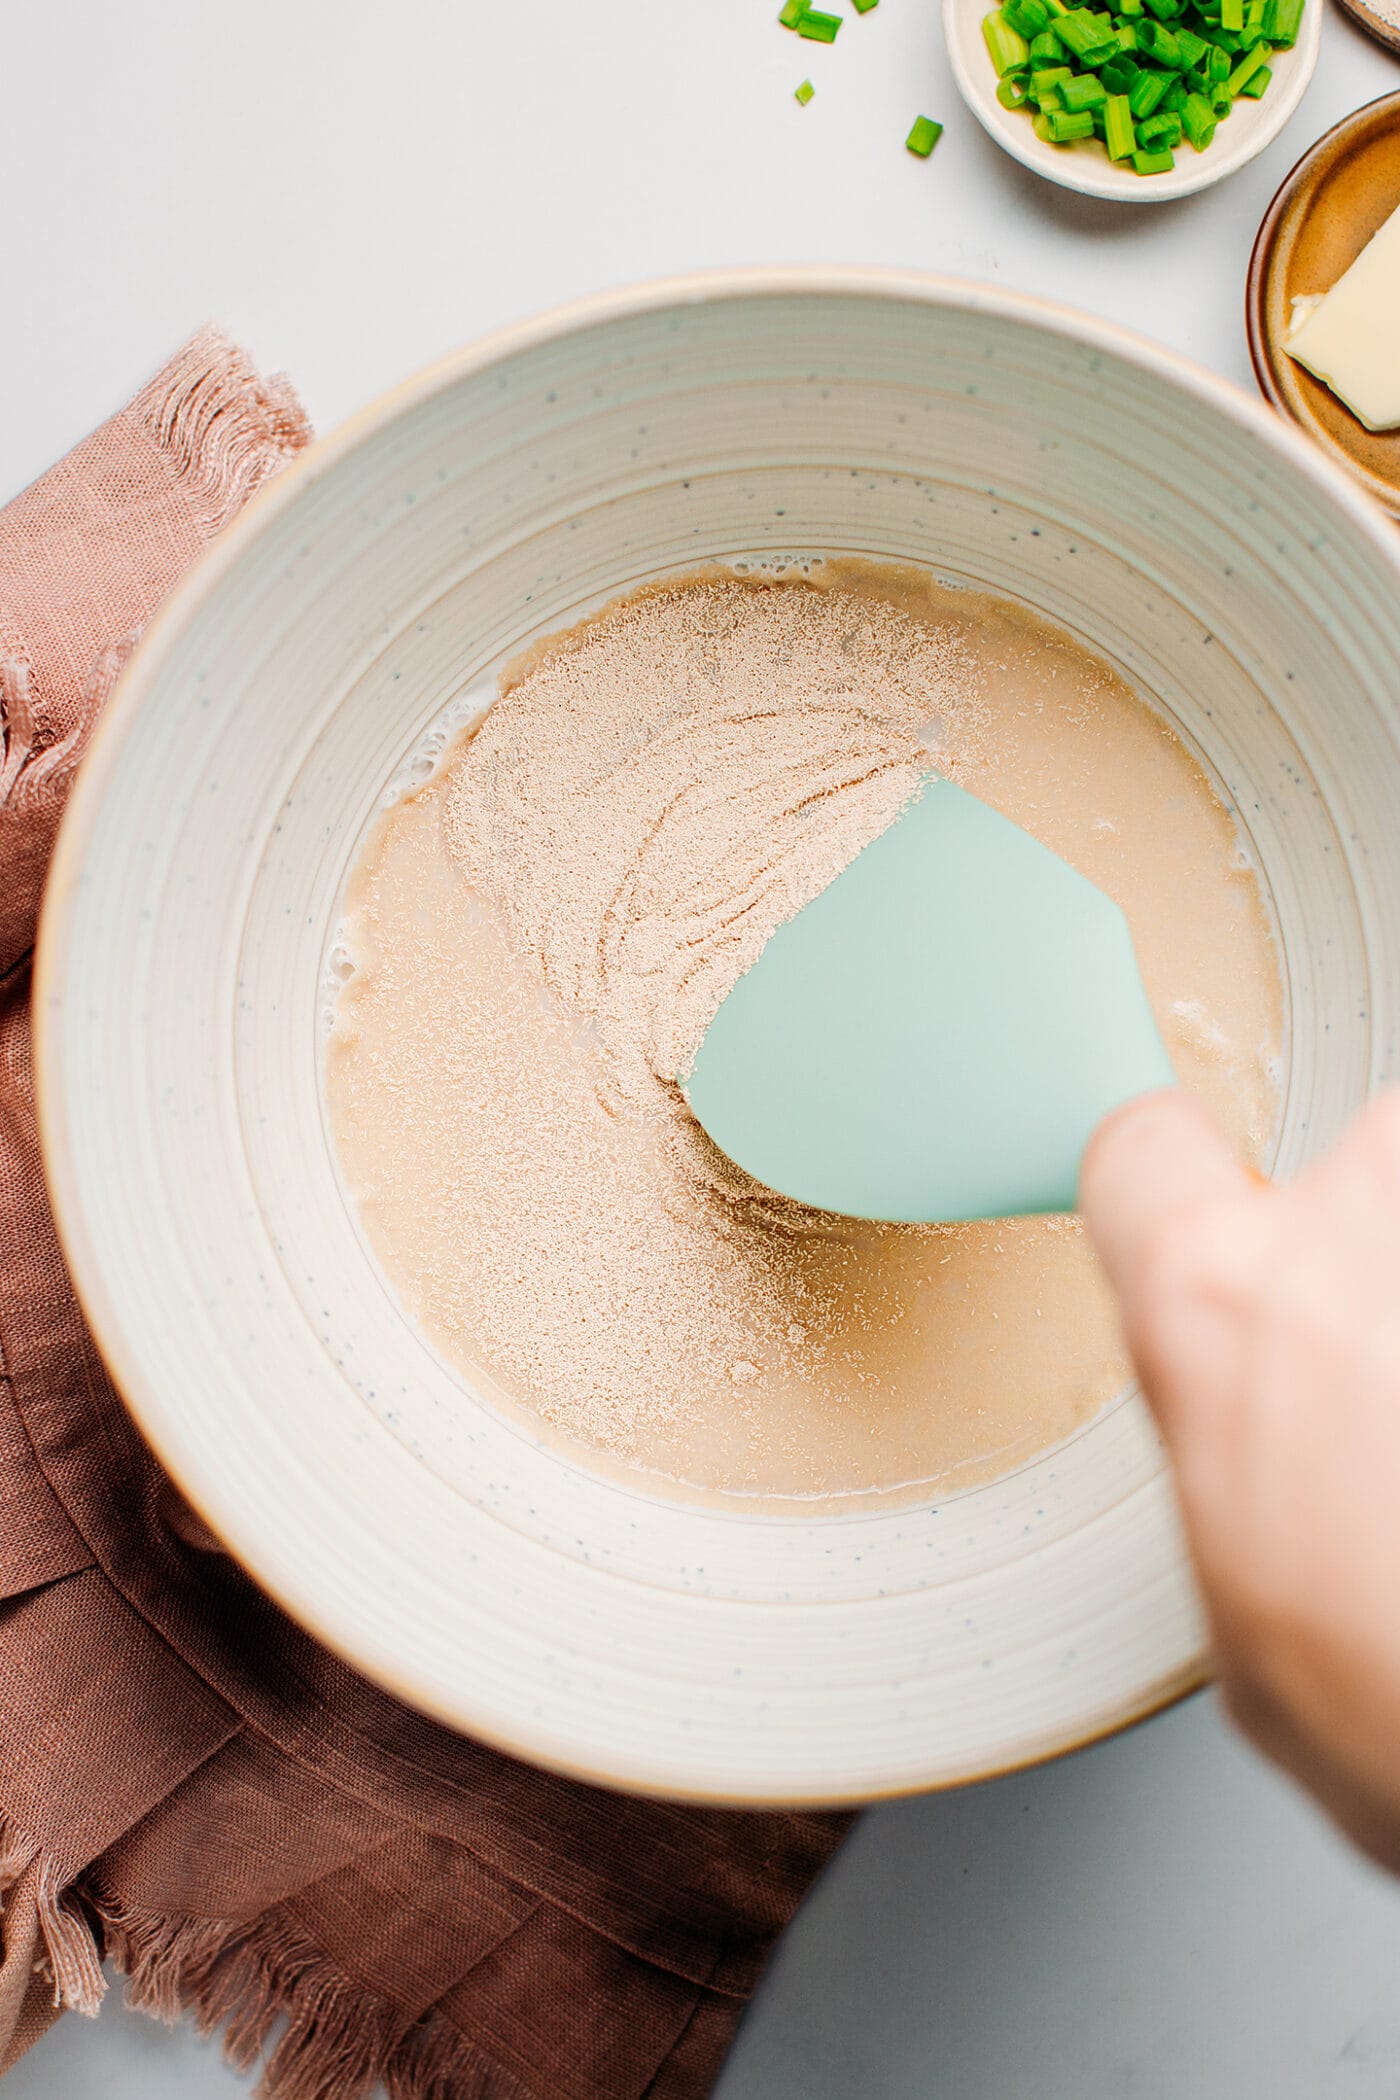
[5,4,1400,2095]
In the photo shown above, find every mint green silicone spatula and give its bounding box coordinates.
[683,777,1174,1222]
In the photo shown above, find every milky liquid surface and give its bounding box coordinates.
[325,566,1283,1511]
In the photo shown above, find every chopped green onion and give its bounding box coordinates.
[851,0,881,11]
[779,0,807,24]
[1061,68,1109,103]
[905,114,944,154]
[797,6,842,36]
[795,77,816,103]
[981,0,1302,178]
[1104,91,1137,154]
[1005,0,1054,35]
[1031,61,1075,92]
[1226,37,1271,88]
[1056,9,1117,55]
[1138,19,1184,60]
[1046,104,1097,136]
[1128,66,1169,110]
[983,10,1032,68]
[1181,86,1217,140]
[1263,0,1303,38]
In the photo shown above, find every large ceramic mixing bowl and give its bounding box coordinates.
[36,271,1400,1804]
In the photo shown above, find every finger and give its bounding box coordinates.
[1078,1087,1251,1304]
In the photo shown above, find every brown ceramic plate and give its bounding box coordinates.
[1335,0,1400,56]
[1247,91,1400,520]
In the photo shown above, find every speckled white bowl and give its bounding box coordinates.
[944,0,1320,201]
[37,272,1400,1804]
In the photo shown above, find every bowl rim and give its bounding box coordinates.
[943,0,1321,205]
[1245,88,1400,523]
[33,265,1400,1803]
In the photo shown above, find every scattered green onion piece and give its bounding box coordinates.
[1240,58,1272,89]
[797,7,841,38]
[1031,61,1074,91]
[1133,144,1176,169]
[1226,38,1271,88]
[1220,0,1244,29]
[1104,91,1137,155]
[1204,42,1230,76]
[1045,104,1096,136]
[1181,87,1217,141]
[851,0,880,11]
[779,0,807,24]
[905,113,944,154]
[1210,81,1234,110]
[1060,68,1108,103]
[1128,66,1169,111]
[1033,110,1058,138]
[1028,28,1063,58]
[983,10,1032,69]
[1138,108,1183,142]
[1173,26,1207,62]
[795,77,816,103]
[998,68,1033,103]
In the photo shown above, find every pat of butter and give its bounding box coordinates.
[1284,201,1400,433]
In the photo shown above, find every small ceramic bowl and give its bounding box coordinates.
[944,0,1321,201]
[36,272,1400,1805]
[1247,91,1400,520]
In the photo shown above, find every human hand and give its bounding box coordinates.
[1080,1086,1400,1870]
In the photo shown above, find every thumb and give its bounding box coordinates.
[1078,1087,1253,1306]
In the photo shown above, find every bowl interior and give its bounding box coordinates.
[944,0,1321,202]
[40,278,1400,1802]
